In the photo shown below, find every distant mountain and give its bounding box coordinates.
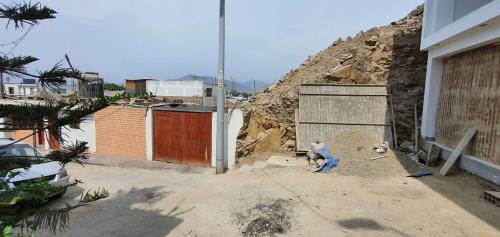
[179,74,269,93]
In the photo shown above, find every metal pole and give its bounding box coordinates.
[216,0,226,174]
[0,72,5,99]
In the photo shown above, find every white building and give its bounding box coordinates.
[126,78,216,106]
[147,79,213,97]
[4,82,77,97]
[4,79,39,96]
[420,0,500,184]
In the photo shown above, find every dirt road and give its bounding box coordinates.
[36,155,499,237]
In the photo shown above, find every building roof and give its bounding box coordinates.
[153,104,216,113]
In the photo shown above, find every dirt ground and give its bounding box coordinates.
[35,154,499,237]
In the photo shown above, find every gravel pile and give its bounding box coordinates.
[326,130,421,178]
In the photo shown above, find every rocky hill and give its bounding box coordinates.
[236,6,427,159]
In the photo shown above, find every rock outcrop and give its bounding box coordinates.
[237,6,427,159]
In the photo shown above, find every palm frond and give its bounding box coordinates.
[45,141,89,166]
[38,63,83,92]
[0,55,39,74]
[0,1,57,29]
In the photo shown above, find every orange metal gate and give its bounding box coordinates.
[153,111,212,167]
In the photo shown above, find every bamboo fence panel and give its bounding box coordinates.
[297,84,392,151]
[436,43,500,165]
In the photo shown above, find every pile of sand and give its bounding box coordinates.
[326,130,421,178]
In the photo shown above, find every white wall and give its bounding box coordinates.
[60,115,96,152]
[422,0,499,50]
[147,80,205,97]
[3,84,21,95]
[145,109,153,161]
[211,109,244,169]
[0,118,12,139]
[454,0,494,21]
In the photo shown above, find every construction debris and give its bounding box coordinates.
[237,5,427,160]
[407,169,433,178]
[426,143,441,167]
[373,142,389,154]
[327,130,421,178]
[483,191,500,206]
[370,155,389,161]
[439,128,478,176]
[234,199,293,237]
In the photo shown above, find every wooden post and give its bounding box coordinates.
[388,85,398,148]
[439,128,478,176]
[294,109,299,152]
[426,143,441,167]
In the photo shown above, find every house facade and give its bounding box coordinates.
[420,0,500,184]
[4,79,39,97]
[126,78,216,106]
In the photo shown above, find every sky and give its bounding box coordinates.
[1,0,423,84]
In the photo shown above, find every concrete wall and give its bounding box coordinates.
[454,0,494,21]
[146,109,153,161]
[94,106,147,160]
[61,115,96,152]
[211,109,244,169]
[421,0,499,50]
[0,118,12,139]
[147,80,205,97]
[423,140,500,185]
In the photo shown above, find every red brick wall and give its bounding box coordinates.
[13,129,44,148]
[95,106,147,160]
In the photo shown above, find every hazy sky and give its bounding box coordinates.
[1,0,423,83]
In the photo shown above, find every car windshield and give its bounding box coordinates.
[0,143,47,161]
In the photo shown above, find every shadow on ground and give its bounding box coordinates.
[88,155,212,174]
[38,186,193,237]
[337,218,412,237]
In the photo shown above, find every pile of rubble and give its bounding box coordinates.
[237,6,427,159]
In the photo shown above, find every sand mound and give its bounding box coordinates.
[326,130,421,178]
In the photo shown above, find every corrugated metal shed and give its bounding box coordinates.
[297,84,393,151]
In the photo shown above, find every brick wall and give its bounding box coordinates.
[95,106,147,160]
[13,129,44,148]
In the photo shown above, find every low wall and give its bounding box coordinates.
[422,140,500,185]
[211,109,244,169]
[95,106,147,160]
[61,115,96,152]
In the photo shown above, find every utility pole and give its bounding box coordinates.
[216,0,226,174]
[253,80,256,96]
[0,72,5,99]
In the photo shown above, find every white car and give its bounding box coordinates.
[0,139,69,198]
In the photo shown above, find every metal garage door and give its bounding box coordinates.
[153,111,212,167]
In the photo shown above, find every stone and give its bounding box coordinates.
[400,140,414,149]
[254,128,285,152]
[365,35,379,46]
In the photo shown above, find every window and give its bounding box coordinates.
[205,88,213,97]
[0,144,46,160]
[8,87,14,94]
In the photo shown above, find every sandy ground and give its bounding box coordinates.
[34,155,499,237]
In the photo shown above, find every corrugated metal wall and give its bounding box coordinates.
[436,42,500,165]
[297,84,392,151]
